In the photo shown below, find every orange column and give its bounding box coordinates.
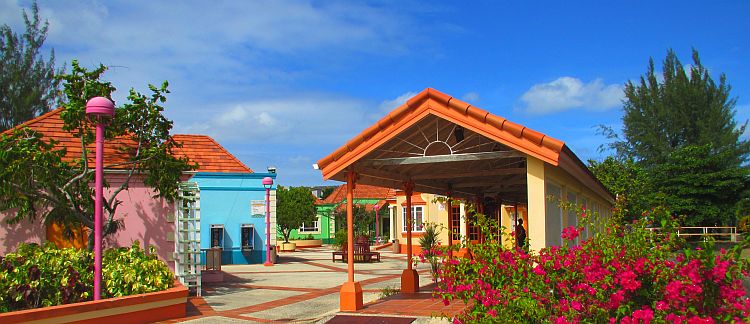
[401,181,419,293]
[446,190,453,257]
[340,171,363,311]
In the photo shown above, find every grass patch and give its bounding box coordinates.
[379,285,400,299]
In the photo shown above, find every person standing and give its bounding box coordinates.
[516,218,527,249]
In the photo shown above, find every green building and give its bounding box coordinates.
[288,184,394,244]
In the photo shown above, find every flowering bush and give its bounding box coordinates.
[0,241,174,312]
[435,204,750,323]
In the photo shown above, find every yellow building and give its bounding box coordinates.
[316,88,614,309]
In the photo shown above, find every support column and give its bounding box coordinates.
[389,205,395,243]
[401,181,419,293]
[340,171,363,311]
[527,156,546,253]
[446,190,453,258]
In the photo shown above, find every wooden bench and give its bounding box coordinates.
[332,243,380,262]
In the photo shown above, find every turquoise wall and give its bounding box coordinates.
[192,172,277,265]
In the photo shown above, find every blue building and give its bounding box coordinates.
[193,172,277,265]
[172,135,277,265]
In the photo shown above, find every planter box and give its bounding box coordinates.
[0,282,188,324]
[289,239,323,248]
[279,242,297,252]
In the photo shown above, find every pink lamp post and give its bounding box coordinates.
[373,204,379,244]
[86,97,115,300]
[262,177,274,266]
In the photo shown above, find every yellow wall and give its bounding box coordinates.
[543,159,614,243]
[393,193,451,248]
[526,156,547,253]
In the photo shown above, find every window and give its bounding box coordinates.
[450,205,461,241]
[545,182,563,247]
[402,206,425,232]
[299,215,320,232]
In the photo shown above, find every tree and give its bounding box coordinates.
[0,1,61,132]
[601,49,749,226]
[320,186,335,200]
[614,49,749,165]
[333,204,380,236]
[0,61,194,249]
[649,145,747,226]
[588,157,652,223]
[276,186,316,243]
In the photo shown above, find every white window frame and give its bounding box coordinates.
[402,205,425,232]
[299,215,320,233]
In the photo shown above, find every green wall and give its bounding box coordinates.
[287,197,382,244]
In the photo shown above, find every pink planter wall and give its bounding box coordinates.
[0,174,179,271]
[0,282,188,323]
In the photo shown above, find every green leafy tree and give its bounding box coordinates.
[601,49,749,226]
[650,145,747,226]
[0,1,62,132]
[610,49,749,164]
[333,204,378,237]
[0,61,194,249]
[276,186,317,243]
[588,157,652,222]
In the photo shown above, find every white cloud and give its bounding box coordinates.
[519,77,623,114]
[378,91,417,113]
[461,92,479,103]
[178,94,371,147]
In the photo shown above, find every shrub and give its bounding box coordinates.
[0,241,173,313]
[435,204,750,323]
[418,223,443,282]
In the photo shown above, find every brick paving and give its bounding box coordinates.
[163,247,459,323]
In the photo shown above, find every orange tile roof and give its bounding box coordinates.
[318,184,396,205]
[400,193,427,206]
[2,108,251,173]
[316,88,613,202]
[171,135,252,173]
[317,88,565,178]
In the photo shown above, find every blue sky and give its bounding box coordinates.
[3,1,749,186]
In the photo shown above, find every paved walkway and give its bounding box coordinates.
[167,247,460,323]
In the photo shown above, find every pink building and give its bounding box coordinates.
[0,109,255,271]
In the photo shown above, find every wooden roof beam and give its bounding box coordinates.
[363,151,524,167]
[411,167,525,180]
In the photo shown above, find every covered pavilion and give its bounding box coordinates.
[316,88,614,311]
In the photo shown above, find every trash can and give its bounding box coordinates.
[270,245,278,263]
[206,247,222,271]
[392,239,400,253]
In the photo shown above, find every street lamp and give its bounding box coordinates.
[86,96,115,300]
[373,204,379,244]
[262,177,274,266]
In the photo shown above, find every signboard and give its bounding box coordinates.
[251,200,266,218]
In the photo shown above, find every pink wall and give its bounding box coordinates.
[0,209,46,256]
[0,173,178,272]
[104,174,176,271]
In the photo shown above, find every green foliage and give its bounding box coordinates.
[588,157,652,222]
[0,242,173,313]
[320,186,335,200]
[650,145,748,226]
[276,186,316,243]
[0,61,195,249]
[333,229,347,251]
[418,223,442,281]
[333,204,378,237]
[102,243,174,297]
[0,1,62,132]
[379,285,400,299]
[436,204,750,323]
[599,49,749,226]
